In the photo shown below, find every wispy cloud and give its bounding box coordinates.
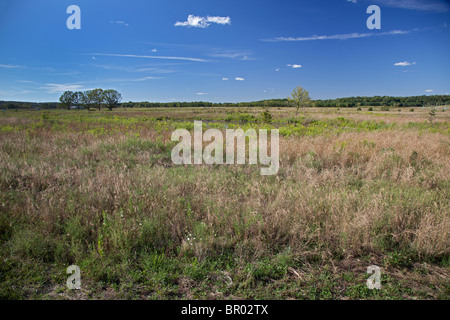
[108,76,161,83]
[110,20,129,26]
[92,64,175,74]
[208,51,253,61]
[262,29,413,42]
[222,77,229,81]
[287,64,302,68]
[394,61,416,66]
[0,64,24,69]
[175,15,231,28]
[40,83,89,94]
[275,68,280,72]
[425,89,434,92]
[196,92,208,95]
[235,77,245,81]
[91,53,208,62]
[346,0,450,12]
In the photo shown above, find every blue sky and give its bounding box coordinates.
[0,0,449,102]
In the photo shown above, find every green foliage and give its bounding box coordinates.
[59,91,76,110]
[103,89,122,111]
[224,112,256,122]
[428,108,436,124]
[261,109,273,123]
[288,86,311,115]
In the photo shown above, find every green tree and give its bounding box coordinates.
[103,89,122,111]
[59,91,75,110]
[80,91,93,111]
[85,89,104,111]
[288,86,311,116]
[428,108,436,124]
[73,91,84,110]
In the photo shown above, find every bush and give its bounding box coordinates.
[410,108,414,112]
[381,106,390,111]
[261,109,273,123]
[357,107,362,111]
[368,107,373,111]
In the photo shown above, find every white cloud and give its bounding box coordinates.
[206,16,231,25]
[275,68,280,72]
[91,53,208,62]
[196,92,208,95]
[394,61,416,66]
[175,15,231,28]
[222,77,229,81]
[262,29,413,42]
[235,77,245,81]
[151,49,157,52]
[287,64,302,68]
[425,89,434,92]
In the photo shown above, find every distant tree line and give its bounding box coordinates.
[119,95,450,108]
[0,101,59,110]
[1,94,449,110]
[313,95,450,108]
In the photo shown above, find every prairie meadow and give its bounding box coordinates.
[0,106,448,299]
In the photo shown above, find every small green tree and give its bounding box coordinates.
[428,108,436,124]
[103,89,122,111]
[59,91,75,110]
[288,86,311,117]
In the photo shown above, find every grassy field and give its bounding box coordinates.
[0,106,449,300]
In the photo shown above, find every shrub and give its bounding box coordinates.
[410,108,414,112]
[261,109,273,123]
[368,107,373,111]
[381,106,390,111]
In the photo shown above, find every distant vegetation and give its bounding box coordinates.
[1,94,449,110]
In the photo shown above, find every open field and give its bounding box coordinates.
[0,106,449,299]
